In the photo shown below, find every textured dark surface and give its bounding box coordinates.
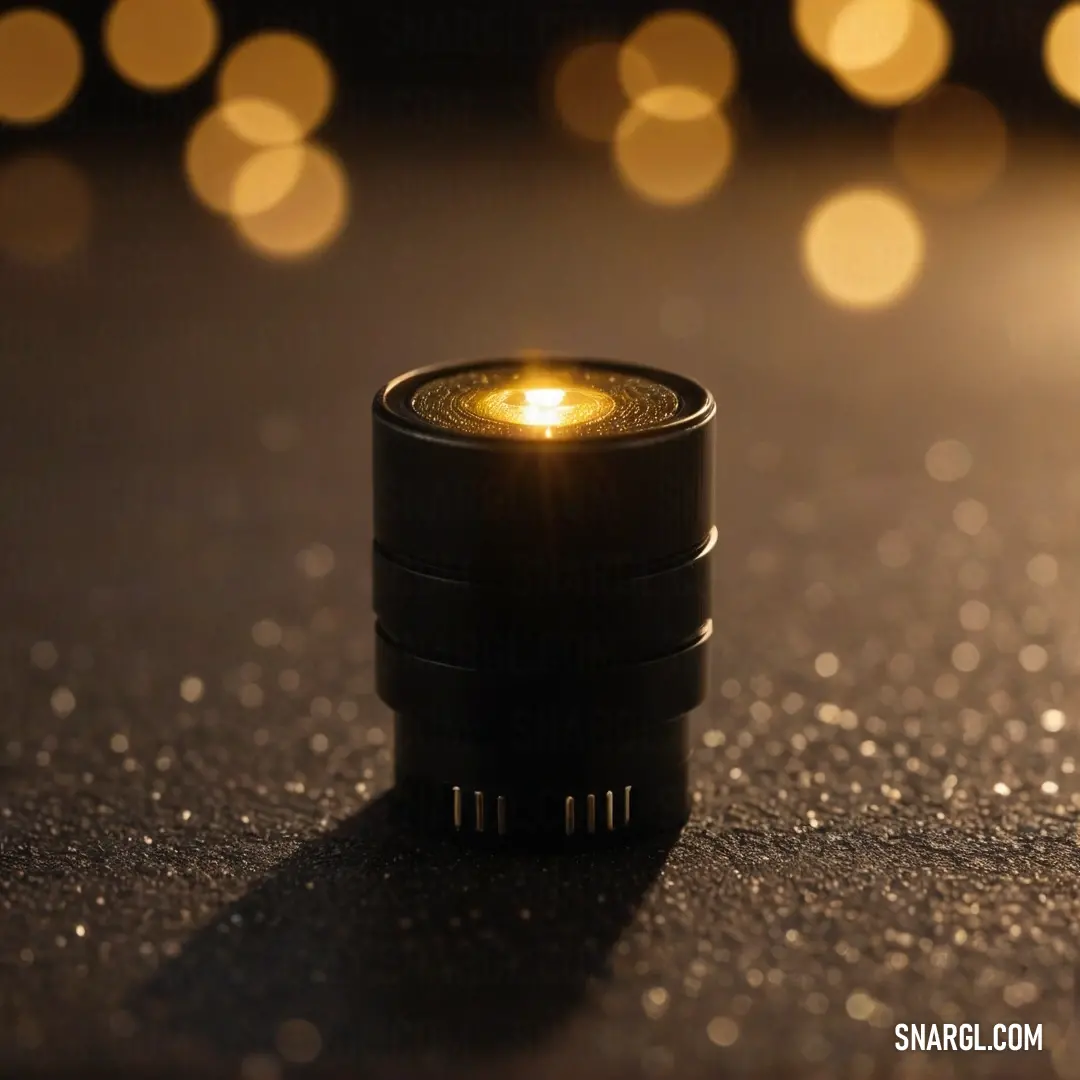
[4,130,1080,1079]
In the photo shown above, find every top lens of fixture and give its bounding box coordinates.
[406,361,685,440]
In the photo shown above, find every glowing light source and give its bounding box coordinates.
[833,0,951,107]
[801,186,925,310]
[550,40,627,142]
[826,0,914,73]
[0,9,82,125]
[218,32,334,144]
[103,0,219,92]
[613,93,734,207]
[892,84,1008,202]
[619,10,739,111]
[232,143,348,260]
[408,364,683,440]
[1044,3,1080,105]
[0,154,92,265]
[473,385,616,433]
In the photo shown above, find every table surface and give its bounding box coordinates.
[4,127,1080,1079]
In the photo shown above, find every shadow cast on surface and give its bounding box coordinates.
[134,790,674,1072]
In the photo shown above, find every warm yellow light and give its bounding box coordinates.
[103,0,219,92]
[826,0,913,72]
[619,10,738,111]
[218,32,334,144]
[801,186,925,310]
[550,40,626,142]
[524,388,565,408]
[232,142,348,260]
[613,94,734,207]
[0,154,92,266]
[473,385,616,430]
[229,144,306,217]
[185,105,258,214]
[0,9,82,125]
[1044,3,1080,105]
[833,0,951,107]
[410,366,682,440]
[220,97,303,147]
[792,0,853,68]
[891,84,1008,203]
[633,85,716,122]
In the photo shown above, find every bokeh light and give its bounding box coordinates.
[103,0,219,92]
[892,84,1008,202]
[619,10,738,111]
[793,0,854,68]
[613,94,734,207]
[0,9,82,125]
[218,32,334,144]
[0,154,92,265]
[219,97,303,148]
[230,145,306,217]
[550,40,626,142]
[833,0,951,106]
[801,186,925,310]
[1044,3,1080,105]
[232,143,349,260]
[181,103,300,214]
[826,0,913,73]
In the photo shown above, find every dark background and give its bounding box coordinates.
[13,0,1080,132]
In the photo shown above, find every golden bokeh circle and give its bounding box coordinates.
[793,0,853,68]
[826,0,914,73]
[801,186,926,310]
[232,143,349,260]
[613,95,734,207]
[619,10,738,109]
[219,97,304,148]
[833,0,951,107]
[0,154,92,265]
[229,144,306,218]
[0,9,83,124]
[218,32,334,143]
[103,0,219,92]
[185,105,262,215]
[1044,3,1080,105]
[892,84,1008,202]
[551,40,626,142]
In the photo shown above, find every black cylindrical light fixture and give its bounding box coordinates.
[372,358,715,846]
